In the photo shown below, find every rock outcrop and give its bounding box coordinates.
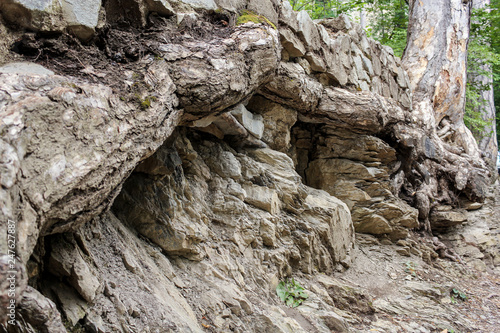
[0,0,497,332]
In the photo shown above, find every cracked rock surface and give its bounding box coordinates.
[0,0,498,332]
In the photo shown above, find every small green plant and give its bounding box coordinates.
[450,288,468,303]
[404,261,417,277]
[134,93,157,110]
[237,10,276,29]
[140,96,157,109]
[276,278,308,307]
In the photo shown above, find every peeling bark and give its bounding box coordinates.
[404,0,472,128]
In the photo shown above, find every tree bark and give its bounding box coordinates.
[401,0,492,233]
[403,0,480,157]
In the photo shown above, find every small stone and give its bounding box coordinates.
[396,247,411,257]
[0,62,54,75]
[230,104,264,139]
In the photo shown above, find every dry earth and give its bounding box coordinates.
[290,182,500,333]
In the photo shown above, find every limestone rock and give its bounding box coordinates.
[430,206,467,229]
[50,282,89,326]
[317,14,352,33]
[0,1,494,332]
[280,27,306,57]
[246,95,297,152]
[49,235,101,303]
[0,62,55,75]
[178,0,218,10]
[230,103,264,139]
[0,0,100,41]
[17,287,67,333]
[243,184,280,214]
[296,10,321,51]
[260,219,277,247]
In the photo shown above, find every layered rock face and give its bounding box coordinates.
[0,0,496,332]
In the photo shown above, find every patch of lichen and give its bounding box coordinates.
[236,10,276,30]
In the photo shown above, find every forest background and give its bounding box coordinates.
[289,0,500,149]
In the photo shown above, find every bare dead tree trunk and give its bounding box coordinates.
[401,0,492,233]
[403,0,480,157]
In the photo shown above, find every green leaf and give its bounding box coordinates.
[276,282,288,302]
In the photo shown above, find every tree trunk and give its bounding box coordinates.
[470,65,498,160]
[401,0,492,233]
[469,0,498,161]
[403,0,480,157]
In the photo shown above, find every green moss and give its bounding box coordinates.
[140,96,157,110]
[237,10,276,30]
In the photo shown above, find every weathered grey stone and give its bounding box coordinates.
[177,0,217,10]
[296,10,321,51]
[230,103,265,139]
[0,0,100,40]
[280,27,306,57]
[260,219,277,247]
[17,287,67,333]
[243,184,280,214]
[0,1,494,332]
[396,66,407,88]
[51,282,88,326]
[361,55,374,76]
[372,54,382,76]
[62,0,101,40]
[317,24,332,46]
[317,14,352,32]
[297,57,312,74]
[371,76,382,95]
[430,206,467,229]
[247,95,297,152]
[359,80,370,91]
[305,52,326,72]
[0,62,54,75]
[353,55,370,82]
[212,113,249,137]
[0,0,65,31]
[324,51,348,86]
[49,235,100,303]
[247,0,279,26]
[279,0,299,32]
[146,0,175,16]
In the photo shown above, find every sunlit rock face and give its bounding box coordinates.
[0,0,494,332]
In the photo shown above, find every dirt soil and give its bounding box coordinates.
[322,183,500,333]
[9,13,234,91]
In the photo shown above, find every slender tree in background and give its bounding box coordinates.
[466,0,499,161]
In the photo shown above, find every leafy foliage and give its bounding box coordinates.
[363,0,408,58]
[465,1,500,137]
[404,261,417,277]
[450,288,468,303]
[289,0,365,19]
[276,278,309,307]
[288,0,408,57]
